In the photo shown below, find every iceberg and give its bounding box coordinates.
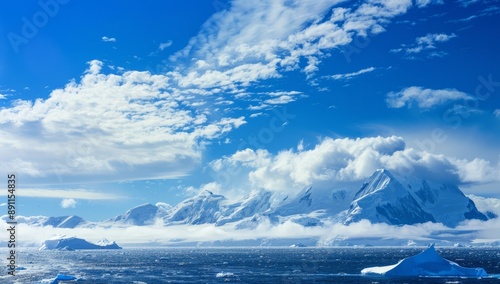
[361,244,487,277]
[51,273,77,284]
[40,235,122,250]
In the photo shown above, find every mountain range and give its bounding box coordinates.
[7,169,498,230]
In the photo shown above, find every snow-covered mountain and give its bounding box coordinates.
[273,186,352,216]
[345,169,488,227]
[215,190,273,226]
[5,169,495,233]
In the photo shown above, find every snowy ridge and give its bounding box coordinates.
[215,190,273,226]
[110,203,164,226]
[164,190,227,225]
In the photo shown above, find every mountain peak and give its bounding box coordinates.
[346,169,490,227]
[354,169,396,200]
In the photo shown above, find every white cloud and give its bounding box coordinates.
[20,189,122,200]
[102,36,116,42]
[9,217,500,247]
[168,0,422,93]
[61,198,77,208]
[415,33,457,49]
[262,91,303,105]
[386,86,472,109]
[454,158,500,183]
[159,41,173,51]
[414,0,443,8]
[210,136,408,193]
[0,61,246,184]
[265,96,296,105]
[329,67,376,80]
[209,136,499,197]
[249,112,264,118]
[0,93,6,99]
[392,33,457,55]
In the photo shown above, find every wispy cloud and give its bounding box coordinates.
[457,0,481,7]
[494,109,500,118]
[169,0,422,92]
[391,33,456,55]
[20,188,122,200]
[414,0,443,8]
[102,36,116,42]
[386,86,471,109]
[0,93,6,99]
[158,41,173,51]
[329,67,376,80]
[249,112,264,118]
[450,5,500,22]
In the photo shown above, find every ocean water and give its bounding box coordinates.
[2,247,500,283]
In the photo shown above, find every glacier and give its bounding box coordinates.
[361,244,487,277]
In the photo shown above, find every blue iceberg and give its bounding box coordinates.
[51,273,77,283]
[361,244,487,277]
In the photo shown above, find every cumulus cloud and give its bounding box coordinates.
[209,136,498,196]
[210,136,407,193]
[0,60,246,184]
[61,198,77,208]
[386,86,472,109]
[329,67,376,80]
[102,36,116,42]
[454,158,500,183]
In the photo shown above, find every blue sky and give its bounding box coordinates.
[0,0,499,221]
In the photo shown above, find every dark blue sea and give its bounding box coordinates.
[3,247,500,283]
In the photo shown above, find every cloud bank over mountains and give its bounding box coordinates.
[207,136,499,198]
